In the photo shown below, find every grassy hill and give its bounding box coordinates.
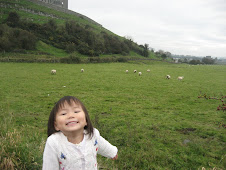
[0,61,225,169]
[0,0,159,62]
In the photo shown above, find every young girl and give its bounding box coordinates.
[42,96,118,170]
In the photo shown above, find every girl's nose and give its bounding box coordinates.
[68,112,75,118]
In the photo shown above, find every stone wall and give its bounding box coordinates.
[25,0,102,26]
[0,2,64,20]
[37,0,68,9]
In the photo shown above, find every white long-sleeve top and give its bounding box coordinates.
[42,128,118,170]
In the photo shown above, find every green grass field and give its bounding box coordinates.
[0,62,225,169]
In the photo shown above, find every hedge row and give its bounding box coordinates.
[0,56,128,64]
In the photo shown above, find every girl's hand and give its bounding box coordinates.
[111,154,118,160]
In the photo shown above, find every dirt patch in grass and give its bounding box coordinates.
[177,128,196,134]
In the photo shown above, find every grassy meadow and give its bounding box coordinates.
[0,61,225,169]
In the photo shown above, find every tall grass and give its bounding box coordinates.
[36,41,68,57]
[0,62,225,169]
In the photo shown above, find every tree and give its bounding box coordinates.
[202,56,215,64]
[161,53,167,60]
[65,42,77,53]
[189,59,202,65]
[157,50,164,54]
[45,19,57,32]
[17,30,37,50]
[143,43,149,57]
[183,58,188,63]
[149,47,154,52]
[6,12,20,27]
[0,36,13,52]
[124,36,134,42]
[0,24,14,52]
[165,51,171,58]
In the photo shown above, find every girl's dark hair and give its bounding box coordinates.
[48,96,94,138]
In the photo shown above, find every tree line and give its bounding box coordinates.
[0,12,149,57]
[178,56,217,65]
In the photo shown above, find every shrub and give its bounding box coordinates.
[0,24,15,52]
[77,42,91,55]
[60,55,81,64]
[17,30,37,50]
[69,55,81,63]
[65,43,77,53]
[202,56,215,64]
[0,36,13,52]
[6,11,20,28]
[189,59,202,65]
[116,57,128,62]
[88,57,100,63]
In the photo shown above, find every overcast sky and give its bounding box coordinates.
[69,0,226,58]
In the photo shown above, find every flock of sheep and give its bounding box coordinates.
[125,69,143,76]
[51,69,184,80]
[51,69,84,74]
[166,74,184,80]
[125,69,184,80]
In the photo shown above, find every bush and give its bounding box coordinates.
[17,30,37,50]
[69,55,81,63]
[0,36,13,52]
[87,57,117,63]
[116,57,128,62]
[0,24,15,52]
[77,42,91,55]
[60,55,81,64]
[0,24,37,51]
[88,57,100,63]
[202,57,215,64]
[65,43,77,53]
[189,59,202,65]
[101,57,114,63]
[6,12,20,27]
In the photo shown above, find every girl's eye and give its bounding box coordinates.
[61,113,67,115]
[74,111,80,113]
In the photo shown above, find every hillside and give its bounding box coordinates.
[0,0,158,62]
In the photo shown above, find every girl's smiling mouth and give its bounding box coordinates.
[66,121,78,126]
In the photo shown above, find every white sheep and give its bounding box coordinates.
[126,70,129,73]
[166,75,171,79]
[147,69,150,72]
[81,69,84,72]
[138,72,142,76]
[134,70,137,73]
[178,76,184,80]
[51,69,56,74]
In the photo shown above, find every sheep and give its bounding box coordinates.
[81,69,84,73]
[166,75,171,79]
[51,69,56,74]
[126,70,129,73]
[134,70,137,73]
[147,69,150,72]
[178,76,184,80]
[138,72,142,76]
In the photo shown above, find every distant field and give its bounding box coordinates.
[0,62,225,169]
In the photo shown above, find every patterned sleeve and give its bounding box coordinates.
[42,137,59,170]
[95,128,118,158]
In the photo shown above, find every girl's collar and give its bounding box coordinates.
[59,130,88,145]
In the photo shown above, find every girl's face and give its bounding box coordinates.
[54,102,87,136]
